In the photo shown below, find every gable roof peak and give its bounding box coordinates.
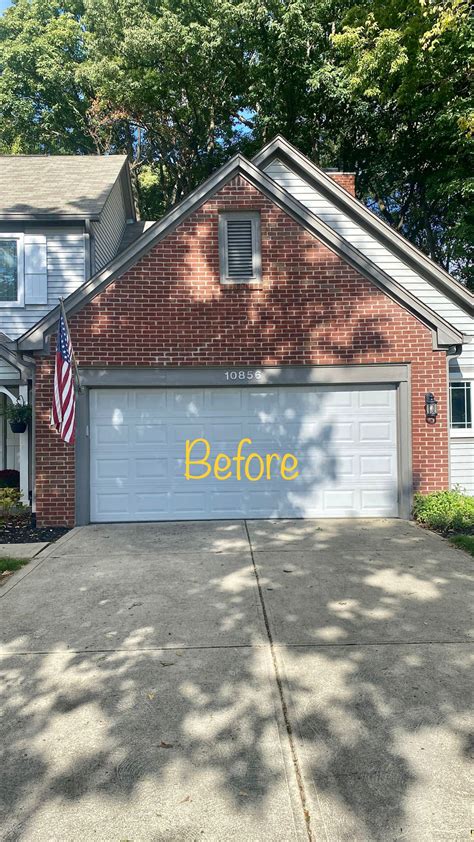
[17,149,463,352]
[254,136,473,315]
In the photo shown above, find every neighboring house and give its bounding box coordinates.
[0,137,472,526]
[0,155,153,502]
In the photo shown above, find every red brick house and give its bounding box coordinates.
[2,138,473,525]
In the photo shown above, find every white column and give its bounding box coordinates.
[19,384,29,505]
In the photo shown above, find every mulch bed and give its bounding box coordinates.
[0,515,69,544]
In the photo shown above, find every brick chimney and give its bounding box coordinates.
[325,170,356,197]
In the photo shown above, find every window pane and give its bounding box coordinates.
[450,382,472,428]
[0,240,18,301]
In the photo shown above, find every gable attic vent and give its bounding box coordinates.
[219,212,261,283]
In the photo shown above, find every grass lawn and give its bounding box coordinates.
[449,535,474,557]
[0,556,30,580]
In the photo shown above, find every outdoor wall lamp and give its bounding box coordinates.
[425,392,438,422]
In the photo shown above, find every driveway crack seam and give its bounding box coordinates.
[244,520,313,842]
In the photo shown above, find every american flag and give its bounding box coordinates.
[51,307,76,444]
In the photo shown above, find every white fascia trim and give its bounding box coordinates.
[253,136,474,316]
[17,153,463,351]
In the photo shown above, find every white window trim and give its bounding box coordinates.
[0,233,24,307]
[449,379,474,438]
[218,211,262,284]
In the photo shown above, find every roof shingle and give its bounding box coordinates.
[0,154,128,219]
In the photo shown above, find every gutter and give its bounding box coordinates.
[16,154,464,352]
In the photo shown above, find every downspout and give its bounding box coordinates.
[445,344,463,489]
[84,220,93,279]
[30,364,36,527]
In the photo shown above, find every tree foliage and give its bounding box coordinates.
[0,0,472,285]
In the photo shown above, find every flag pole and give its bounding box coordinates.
[58,298,81,393]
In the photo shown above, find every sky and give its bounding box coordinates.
[0,0,10,11]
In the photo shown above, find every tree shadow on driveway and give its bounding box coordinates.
[0,519,472,841]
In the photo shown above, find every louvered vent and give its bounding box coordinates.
[226,218,254,279]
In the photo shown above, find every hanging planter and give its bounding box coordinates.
[10,420,27,434]
[1,397,32,434]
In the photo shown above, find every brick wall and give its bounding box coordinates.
[328,172,356,196]
[35,175,448,525]
[35,356,76,526]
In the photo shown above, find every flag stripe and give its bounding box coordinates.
[51,310,76,445]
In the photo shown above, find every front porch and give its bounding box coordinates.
[0,350,33,507]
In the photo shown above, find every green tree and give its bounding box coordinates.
[0,0,94,153]
[0,0,472,286]
[327,0,474,285]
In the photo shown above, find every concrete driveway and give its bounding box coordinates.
[0,519,472,841]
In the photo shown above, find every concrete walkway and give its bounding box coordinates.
[0,519,472,841]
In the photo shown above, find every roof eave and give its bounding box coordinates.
[0,344,34,378]
[0,213,100,222]
[17,152,463,352]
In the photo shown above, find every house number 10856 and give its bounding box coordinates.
[224,369,262,381]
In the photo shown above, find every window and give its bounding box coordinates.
[0,235,23,306]
[0,240,18,301]
[450,381,472,434]
[219,212,261,284]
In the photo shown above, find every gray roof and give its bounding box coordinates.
[0,154,128,219]
[17,152,463,352]
[118,220,156,254]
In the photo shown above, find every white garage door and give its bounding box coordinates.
[89,385,399,521]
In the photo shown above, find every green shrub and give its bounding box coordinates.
[0,400,31,425]
[413,489,474,534]
[0,488,27,519]
[449,534,474,557]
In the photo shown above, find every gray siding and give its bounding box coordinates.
[0,360,21,381]
[450,439,474,495]
[264,158,474,368]
[0,224,86,339]
[91,177,127,271]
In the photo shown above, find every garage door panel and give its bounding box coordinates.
[358,389,395,408]
[299,453,353,480]
[90,384,399,521]
[208,389,244,411]
[171,390,206,415]
[361,488,398,513]
[315,389,353,408]
[359,421,395,444]
[93,390,131,414]
[134,391,167,412]
[95,458,130,480]
[168,491,207,515]
[135,458,168,479]
[210,491,245,514]
[323,489,357,512]
[360,454,396,478]
[278,389,327,410]
[207,423,245,445]
[171,424,205,442]
[135,492,170,515]
[244,423,285,443]
[132,424,168,445]
[95,492,130,516]
[95,423,130,445]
